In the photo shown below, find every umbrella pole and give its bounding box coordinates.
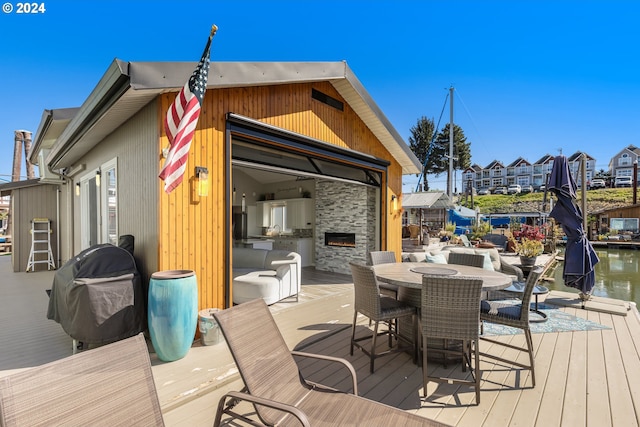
[581,154,588,236]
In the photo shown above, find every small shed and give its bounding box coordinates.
[0,179,63,272]
[401,192,454,244]
[592,204,640,237]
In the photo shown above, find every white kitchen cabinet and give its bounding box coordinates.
[257,199,314,230]
[274,237,314,267]
[296,238,314,267]
[286,199,314,229]
[255,201,271,227]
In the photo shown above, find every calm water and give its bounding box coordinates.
[549,247,640,307]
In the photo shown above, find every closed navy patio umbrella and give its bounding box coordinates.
[547,155,599,297]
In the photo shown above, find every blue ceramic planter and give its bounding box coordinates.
[148,270,198,362]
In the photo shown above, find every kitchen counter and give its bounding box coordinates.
[235,239,275,250]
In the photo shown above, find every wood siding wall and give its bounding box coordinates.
[597,205,640,222]
[9,184,60,273]
[71,101,159,283]
[158,81,404,310]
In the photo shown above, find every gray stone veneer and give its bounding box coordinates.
[315,179,377,275]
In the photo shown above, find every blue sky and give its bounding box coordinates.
[1,0,639,192]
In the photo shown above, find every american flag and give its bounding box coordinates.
[159,26,217,194]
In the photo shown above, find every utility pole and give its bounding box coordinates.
[447,86,454,198]
[633,161,638,205]
[581,153,587,234]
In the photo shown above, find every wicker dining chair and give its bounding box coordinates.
[368,250,400,298]
[349,262,417,373]
[212,299,451,427]
[421,274,484,405]
[447,252,486,269]
[479,266,544,387]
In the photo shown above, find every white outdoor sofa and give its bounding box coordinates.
[232,248,301,305]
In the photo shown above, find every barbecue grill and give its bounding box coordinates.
[47,238,145,350]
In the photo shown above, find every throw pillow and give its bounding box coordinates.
[480,252,495,271]
[426,253,448,264]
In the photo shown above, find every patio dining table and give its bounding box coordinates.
[373,262,513,363]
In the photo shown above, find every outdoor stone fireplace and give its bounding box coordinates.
[314,180,377,274]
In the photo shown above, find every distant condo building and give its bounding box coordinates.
[462,151,596,192]
[608,145,640,181]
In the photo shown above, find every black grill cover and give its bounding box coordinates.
[46,243,145,344]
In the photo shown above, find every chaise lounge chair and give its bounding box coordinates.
[0,333,164,426]
[212,298,449,426]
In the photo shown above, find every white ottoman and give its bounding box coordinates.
[232,270,281,305]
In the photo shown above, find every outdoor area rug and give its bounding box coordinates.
[481,302,611,336]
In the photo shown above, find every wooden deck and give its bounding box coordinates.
[2,255,640,426]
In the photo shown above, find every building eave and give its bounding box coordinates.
[47,60,421,175]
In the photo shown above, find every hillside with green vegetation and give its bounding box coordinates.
[458,188,636,216]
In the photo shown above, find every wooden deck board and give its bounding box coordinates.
[546,290,630,316]
[3,257,640,426]
[601,311,638,425]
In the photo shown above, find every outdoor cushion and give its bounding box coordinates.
[233,248,269,269]
[426,253,448,264]
[232,248,301,305]
[479,252,495,271]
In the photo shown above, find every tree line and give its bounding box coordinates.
[409,116,471,192]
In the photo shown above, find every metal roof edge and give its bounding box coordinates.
[29,109,53,164]
[45,60,418,175]
[47,59,131,169]
[0,178,45,197]
[30,107,80,165]
[128,61,347,90]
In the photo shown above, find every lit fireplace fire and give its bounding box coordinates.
[325,232,356,248]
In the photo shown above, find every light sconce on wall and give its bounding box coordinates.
[195,166,209,197]
[391,194,398,212]
[233,187,237,204]
[75,183,80,197]
[95,170,101,187]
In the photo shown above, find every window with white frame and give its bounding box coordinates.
[78,158,118,250]
[101,159,118,245]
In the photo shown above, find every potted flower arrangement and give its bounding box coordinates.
[515,237,544,266]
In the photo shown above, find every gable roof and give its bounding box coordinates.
[484,160,504,169]
[533,154,554,165]
[43,60,420,174]
[567,151,594,162]
[401,192,454,209]
[506,157,530,168]
[612,144,640,158]
[463,163,483,173]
